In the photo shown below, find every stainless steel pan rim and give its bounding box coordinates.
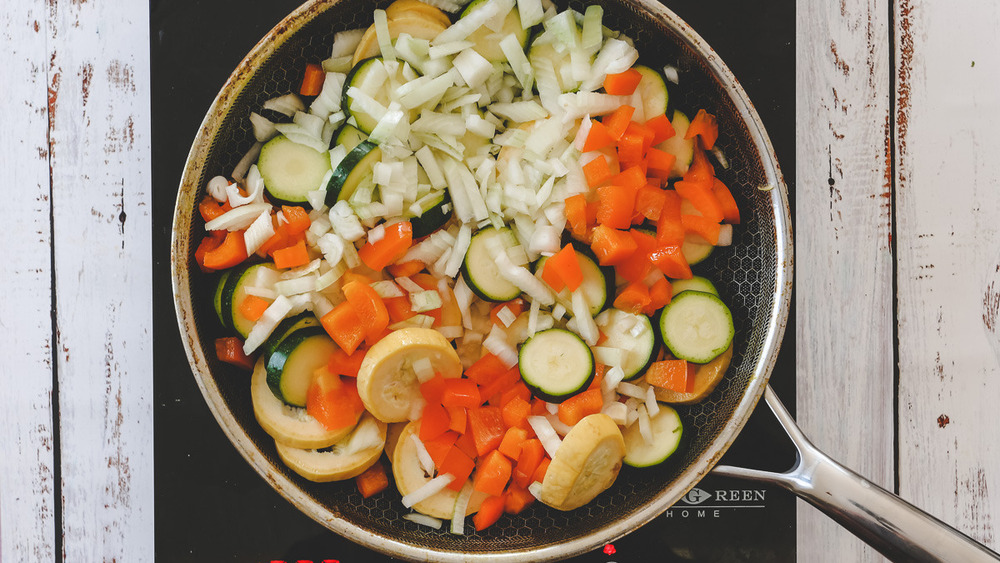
[170,0,793,560]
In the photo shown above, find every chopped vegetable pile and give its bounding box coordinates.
[197,0,741,533]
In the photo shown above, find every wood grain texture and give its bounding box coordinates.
[0,2,57,562]
[894,0,1000,550]
[795,0,894,560]
[46,0,154,561]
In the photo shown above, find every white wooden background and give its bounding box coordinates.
[1,0,998,561]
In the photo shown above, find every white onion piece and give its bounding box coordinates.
[528,415,562,458]
[231,141,262,181]
[528,481,543,499]
[437,326,464,339]
[243,286,276,300]
[645,386,660,417]
[617,381,647,400]
[545,413,573,437]
[403,513,443,530]
[410,434,436,476]
[249,112,277,142]
[242,210,274,255]
[450,480,475,535]
[717,224,734,247]
[310,292,335,318]
[275,275,319,297]
[206,176,230,202]
[262,93,305,117]
[242,295,292,354]
[204,202,272,232]
[484,235,554,306]
[483,325,518,368]
[602,401,628,426]
[637,404,653,445]
[371,280,404,299]
[434,0,513,44]
[402,474,455,508]
[570,290,598,345]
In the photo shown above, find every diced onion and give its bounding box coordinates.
[637,404,653,445]
[411,434,436,476]
[528,415,562,458]
[242,295,293,354]
[450,480,475,535]
[371,280,404,298]
[242,210,275,255]
[403,513,443,530]
[602,401,627,425]
[204,202,272,232]
[483,325,518,368]
[402,474,455,508]
[528,481,543,499]
[437,326,464,339]
[617,381,647,400]
[645,386,660,417]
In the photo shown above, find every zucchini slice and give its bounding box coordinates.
[266,327,339,406]
[219,263,278,338]
[594,309,658,381]
[622,404,683,468]
[213,270,233,330]
[670,275,718,296]
[535,243,613,316]
[682,233,714,266]
[260,312,321,361]
[332,123,367,152]
[634,65,669,118]
[518,328,595,403]
[250,358,356,449]
[462,226,522,302]
[659,291,734,363]
[324,140,382,206]
[655,110,694,178]
[461,0,529,62]
[406,189,453,239]
[258,135,332,204]
[343,57,416,135]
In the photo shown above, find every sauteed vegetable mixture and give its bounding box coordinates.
[195,0,739,533]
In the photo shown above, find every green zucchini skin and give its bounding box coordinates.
[331,123,367,151]
[265,326,336,407]
[218,262,274,338]
[341,57,382,135]
[535,240,614,316]
[594,309,659,382]
[324,140,381,207]
[461,227,522,302]
[518,328,595,403]
[214,270,233,330]
[658,290,734,363]
[260,312,321,361]
[257,135,331,205]
[407,190,453,239]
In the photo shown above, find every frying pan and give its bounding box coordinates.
[169,0,1000,560]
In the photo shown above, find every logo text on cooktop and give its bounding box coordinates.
[664,487,767,518]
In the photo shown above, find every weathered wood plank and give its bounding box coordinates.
[0,2,57,561]
[894,0,1000,550]
[795,0,894,560]
[47,0,154,560]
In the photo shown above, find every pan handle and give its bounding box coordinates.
[712,385,1000,562]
